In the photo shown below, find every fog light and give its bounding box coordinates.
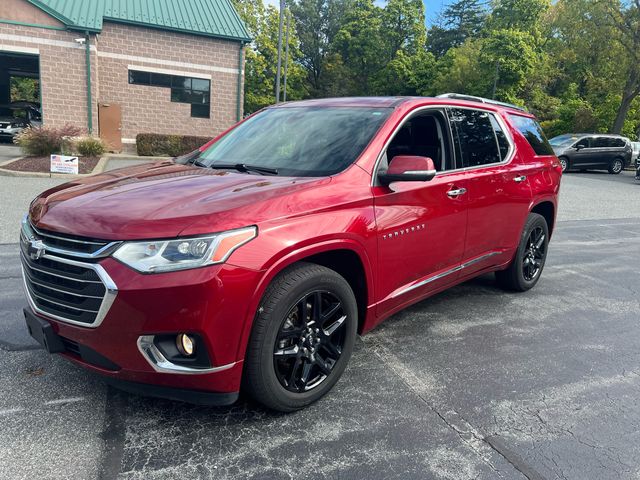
[176,333,195,356]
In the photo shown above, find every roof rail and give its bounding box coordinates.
[436,93,528,112]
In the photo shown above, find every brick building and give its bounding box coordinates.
[0,0,250,151]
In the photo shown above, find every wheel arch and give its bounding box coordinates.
[531,201,555,237]
[235,241,374,361]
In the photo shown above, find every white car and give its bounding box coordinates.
[632,141,640,167]
[0,104,42,141]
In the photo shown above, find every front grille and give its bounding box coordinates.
[20,217,117,327]
[28,222,117,258]
[0,123,9,129]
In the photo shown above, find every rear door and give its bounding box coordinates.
[448,108,533,276]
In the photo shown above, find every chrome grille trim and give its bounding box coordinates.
[22,216,121,259]
[21,252,118,328]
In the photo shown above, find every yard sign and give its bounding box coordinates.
[50,155,79,174]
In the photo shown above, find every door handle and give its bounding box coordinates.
[446,188,467,197]
[514,175,527,183]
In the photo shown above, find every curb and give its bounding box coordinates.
[0,154,161,179]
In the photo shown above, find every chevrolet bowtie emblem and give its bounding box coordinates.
[27,239,46,260]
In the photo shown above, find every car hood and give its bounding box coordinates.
[29,161,328,240]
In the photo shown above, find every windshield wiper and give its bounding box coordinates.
[210,163,278,175]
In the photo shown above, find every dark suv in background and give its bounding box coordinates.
[550,133,632,174]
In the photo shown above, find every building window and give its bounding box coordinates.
[128,70,210,119]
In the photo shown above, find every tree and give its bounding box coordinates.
[290,0,349,96]
[427,0,486,56]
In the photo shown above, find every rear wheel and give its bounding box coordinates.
[558,156,569,172]
[609,158,624,174]
[243,263,357,412]
[496,213,549,292]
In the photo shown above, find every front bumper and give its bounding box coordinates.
[23,255,264,401]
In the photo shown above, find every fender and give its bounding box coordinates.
[232,238,375,362]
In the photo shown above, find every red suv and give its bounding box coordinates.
[21,94,561,411]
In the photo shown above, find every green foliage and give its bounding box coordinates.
[10,77,39,103]
[234,0,640,137]
[136,134,211,157]
[14,124,83,156]
[74,137,107,157]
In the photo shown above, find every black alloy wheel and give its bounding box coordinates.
[496,213,549,292]
[273,291,347,393]
[243,263,357,412]
[522,226,546,282]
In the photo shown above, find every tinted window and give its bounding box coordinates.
[593,137,609,148]
[199,107,391,177]
[575,137,591,148]
[129,69,210,118]
[448,108,502,167]
[610,138,626,148]
[489,115,510,160]
[509,115,554,155]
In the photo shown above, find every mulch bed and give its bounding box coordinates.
[1,156,100,174]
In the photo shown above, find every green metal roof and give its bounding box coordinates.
[27,0,251,42]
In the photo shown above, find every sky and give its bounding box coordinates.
[262,0,454,27]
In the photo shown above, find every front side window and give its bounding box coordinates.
[128,69,210,119]
[448,108,502,168]
[198,107,392,177]
[575,137,591,148]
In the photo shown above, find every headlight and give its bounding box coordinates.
[113,226,257,273]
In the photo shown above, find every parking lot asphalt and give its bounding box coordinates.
[0,142,21,163]
[0,170,639,479]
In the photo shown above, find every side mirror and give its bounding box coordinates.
[378,155,437,186]
[575,144,585,151]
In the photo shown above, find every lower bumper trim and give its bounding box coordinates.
[104,378,240,406]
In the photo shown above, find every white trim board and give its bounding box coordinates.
[127,64,211,80]
[0,33,95,51]
[99,50,238,75]
[0,44,39,55]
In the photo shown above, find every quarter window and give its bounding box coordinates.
[509,115,554,155]
[448,108,503,168]
[128,69,210,119]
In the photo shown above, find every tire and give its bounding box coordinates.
[243,262,357,412]
[558,156,569,172]
[496,213,549,292]
[608,158,624,174]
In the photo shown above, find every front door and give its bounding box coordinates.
[373,110,468,316]
[98,103,122,153]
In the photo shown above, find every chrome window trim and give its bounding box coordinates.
[372,104,516,186]
[391,251,501,299]
[137,335,237,374]
[21,252,118,328]
[22,216,121,259]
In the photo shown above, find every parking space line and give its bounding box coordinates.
[44,396,85,406]
[0,407,25,415]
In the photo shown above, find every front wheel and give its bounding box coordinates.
[558,156,569,172]
[243,263,357,412]
[496,213,549,292]
[609,158,624,174]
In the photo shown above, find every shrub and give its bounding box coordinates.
[136,133,211,157]
[75,136,107,157]
[14,124,83,156]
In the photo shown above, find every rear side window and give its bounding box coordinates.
[610,138,626,148]
[448,108,503,167]
[509,115,554,155]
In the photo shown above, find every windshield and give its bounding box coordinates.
[198,106,392,177]
[549,134,581,147]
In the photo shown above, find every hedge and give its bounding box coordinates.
[136,133,211,157]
